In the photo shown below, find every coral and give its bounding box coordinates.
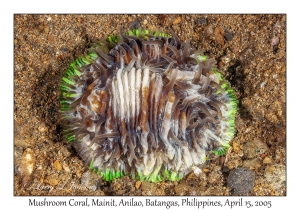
[60,28,237,182]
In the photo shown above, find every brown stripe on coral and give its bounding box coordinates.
[140,69,150,132]
[149,73,156,132]
[152,74,163,143]
[90,88,108,116]
[163,67,178,95]
[81,78,99,106]
[92,63,107,83]
[111,50,121,66]
[179,109,187,140]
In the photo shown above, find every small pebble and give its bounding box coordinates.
[192,166,202,177]
[135,181,141,189]
[270,36,279,46]
[203,168,210,173]
[62,162,71,173]
[263,157,272,164]
[237,150,244,157]
[53,160,62,171]
[38,123,48,133]
[59,147,71,157]
[232,142,240,153]
[48,178,59,186]
[173,16,181,25]
[243,158,261,169]
[158,14,167,24]
[195,17,207,25]
[214,26,225,46]
[244,139,269,159]
[265,164,286,192]
[129,19,140,29]
[14,146,23,160]
[44,26,49,34]
[19,148,35,176]
[225,29,234,41]
[205,25,214,37]
[143,19,147,25]
[222,166,229,173]
[218,61,224,69]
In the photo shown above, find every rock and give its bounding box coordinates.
[224,29,234,41]
[237,150,244,157]
[265,163,286,192]
[192,166,202,177]
[173,16,181,25]
[38,123,48,133]
[202,168,210,174]
[129,19,140,29]
[270,36,279,46]
[53,160,62,171]
[222,166,229,173]
[14,146,23,160]
[19,148,35,176]
[214,26,225,46]
[135,181,141,189]
[218,61,224,69]
[242,97,266,122]
[174,183,190,195]
[207,166,223,185]
[195,17,207,25]
[62,162,71,173]
[158,14,168,25]
[232,142,240,153]
[141,181,164,195]
[44,25,49,34]
[205,25,214,37]
[243,158,261,169]
[244,139,269,159]
[59,147,71,158]
[227,167,255,195]
[48,178,59,186]
[116,189,126,195]
[263,157,272,164]
[81,170,100,191]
